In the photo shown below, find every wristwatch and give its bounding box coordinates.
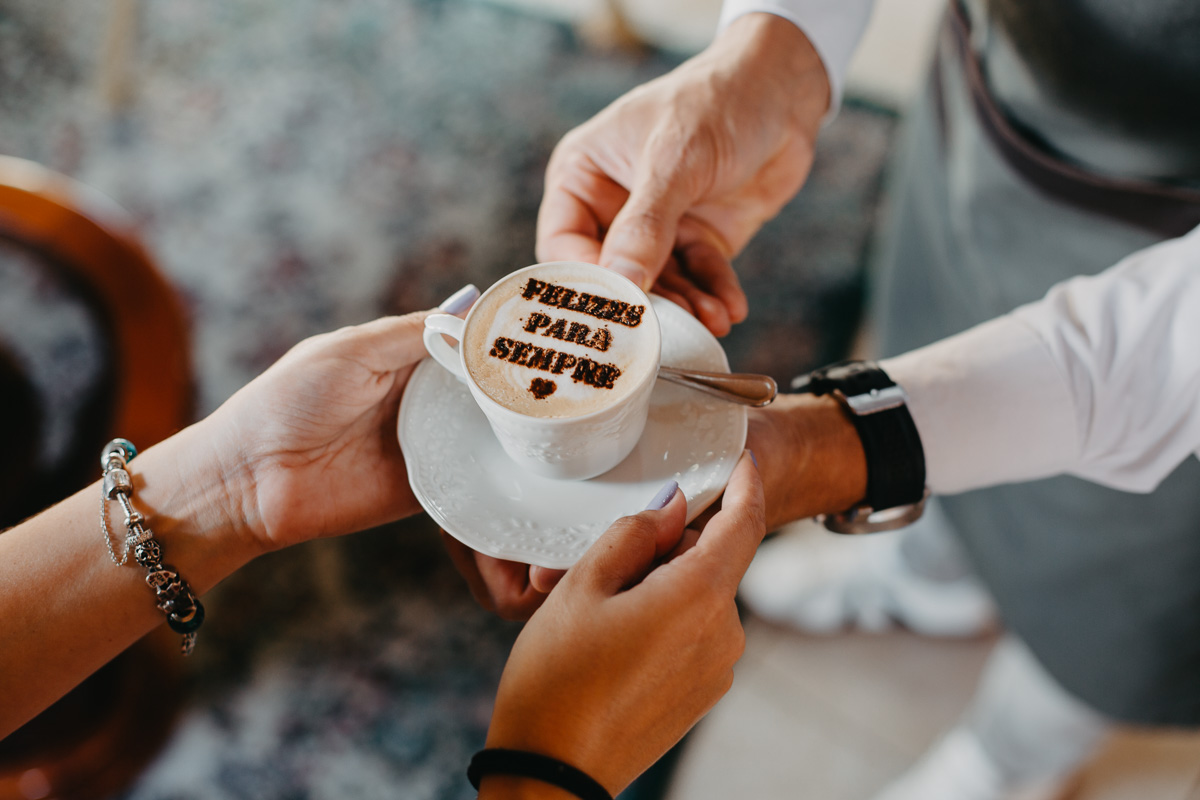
[791,360,929,534]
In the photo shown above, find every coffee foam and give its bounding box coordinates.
[463,263,660,418]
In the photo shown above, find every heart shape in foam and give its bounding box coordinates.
[529,377,557,400]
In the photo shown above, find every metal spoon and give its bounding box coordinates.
[657,366,777,407]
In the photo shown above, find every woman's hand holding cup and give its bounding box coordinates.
[481,452,765,797]
[196,295,475,557]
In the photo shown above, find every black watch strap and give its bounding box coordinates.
[792,360,926,514]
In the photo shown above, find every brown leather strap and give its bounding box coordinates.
[943,2,1200,239]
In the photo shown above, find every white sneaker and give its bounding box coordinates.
[874,728,1076,800]
[738,521,997,638]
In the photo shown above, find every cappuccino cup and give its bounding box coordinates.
[423,261,662,480]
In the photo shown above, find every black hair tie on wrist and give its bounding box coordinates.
[467,748,613,800]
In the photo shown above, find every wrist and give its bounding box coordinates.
[130,420,265,593]
[484,719,616,797]
[748,393,867,530]
[471,748,612,800]
[714,12,831,134]
[791,361,928,533]
[477,776,580,800]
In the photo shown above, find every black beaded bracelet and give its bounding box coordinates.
[467,748,612,800]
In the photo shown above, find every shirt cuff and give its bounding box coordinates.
[718,0,874,120]
[881,315,1081,496]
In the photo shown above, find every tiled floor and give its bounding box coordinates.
[665,523,1200,800]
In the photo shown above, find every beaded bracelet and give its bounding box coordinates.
[100,438,205,655]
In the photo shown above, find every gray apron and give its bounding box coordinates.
[871,1,1200,724]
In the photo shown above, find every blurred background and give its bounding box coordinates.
[2,0,1197,798]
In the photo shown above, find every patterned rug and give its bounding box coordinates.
[0,1,895,797]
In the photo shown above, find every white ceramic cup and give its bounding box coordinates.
[423,262,662,480]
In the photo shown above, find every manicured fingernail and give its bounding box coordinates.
[645,479,679,511]
[748,449,758,469]
[439,284,479,315]
[607,258,649,290]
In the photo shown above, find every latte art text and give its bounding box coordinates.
[462,263,658,418]
[522,312,611,352]
[488,336,622,390]
[521,278,645,328]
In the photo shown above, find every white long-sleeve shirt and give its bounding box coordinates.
[881,225,1200,496]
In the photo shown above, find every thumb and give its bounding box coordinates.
[570,481,688,596]
[687,451,766,594]
[599,159,695,291]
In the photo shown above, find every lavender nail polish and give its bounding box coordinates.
[748,449,758,469]
[645,479,679,511]
[439,284,479,315]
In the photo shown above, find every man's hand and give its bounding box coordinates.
[537,13,830,336]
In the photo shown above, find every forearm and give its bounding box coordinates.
[886,225,1200,496]
[0,307,435,738]
[881,317,1079,495]
[0,420,261,737]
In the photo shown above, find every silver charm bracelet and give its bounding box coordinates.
[101,438,205,655]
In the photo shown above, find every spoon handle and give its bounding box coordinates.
[657,366,778,407]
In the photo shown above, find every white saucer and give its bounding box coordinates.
[398,296,748,569]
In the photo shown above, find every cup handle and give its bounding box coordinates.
[423,313,468,383]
